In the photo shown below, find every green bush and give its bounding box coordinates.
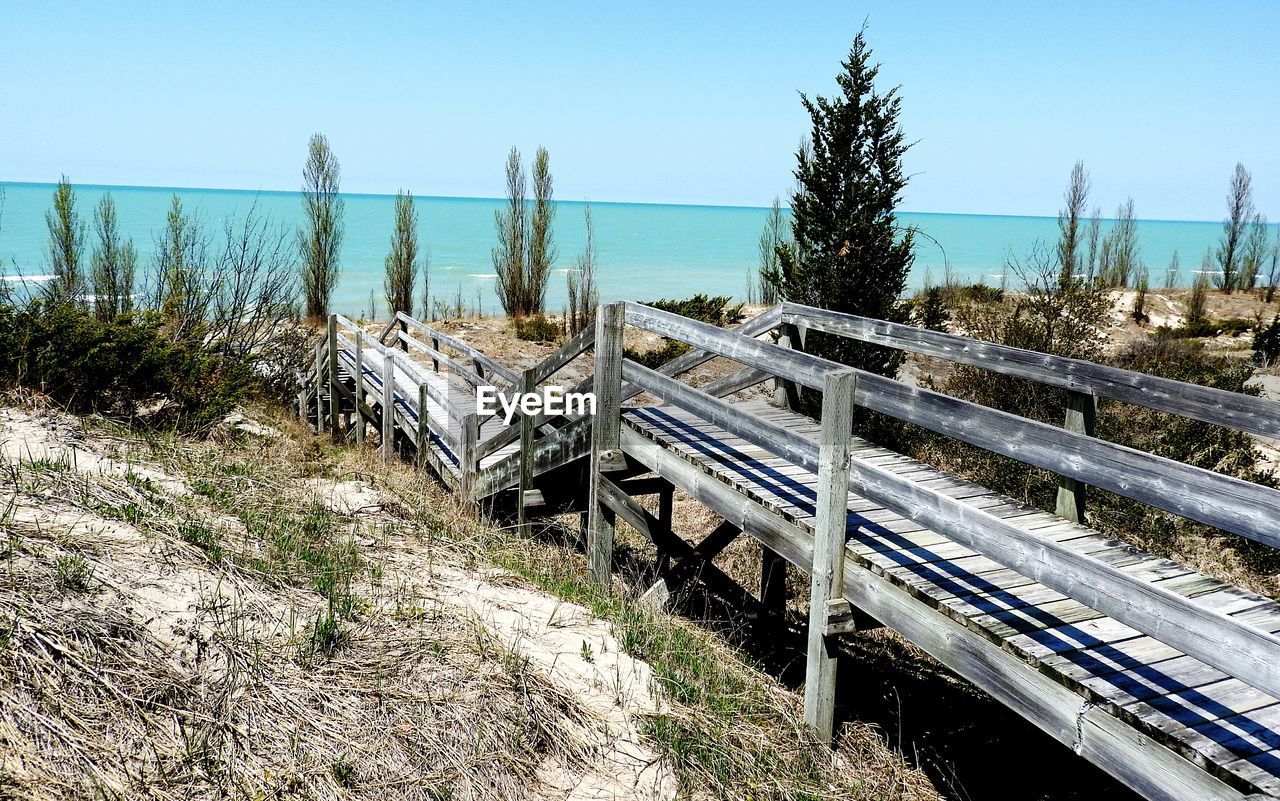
[1254,315,1280,366]
[513,313,561,343]
[0,301,257,432]
[622,295,745,369]
[910,286,949,331]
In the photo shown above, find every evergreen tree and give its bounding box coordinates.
[45,175,85,304]
[771,30,914,378]
[527,146,556,314]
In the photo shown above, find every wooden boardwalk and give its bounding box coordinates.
[300,305,1280,801]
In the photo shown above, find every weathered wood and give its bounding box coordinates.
[337,331,464,425]
[416,383,428,468]
[397,330,490,390]
[620,357,1280,703]
[531,323,595,385]
[803,369,857,742]
[327,315,340,441]
[397,312,521,386]
[588,303,624,587]
[619,424,1258,801]
[459,413,479,500]
[313,340,324,433]
[623,301,1280,552]
[619,305,782,404]
[474,415,593,498]
[703,365,774,399]
[1055,389,1097,523]
[759,545,788,629]
[518,368,536,537]
[353,331,366,446]
[639,519,741,610]
[784,301,1280,439]
[381,351,395,464]
[774,321,804,410]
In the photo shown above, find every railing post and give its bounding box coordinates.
[381,351,395,465]
[773,320,805,410]
[416,382,428,467]
[313,339,324,434]
[803,368,857,743]
[459,413,479,500]
[517,368,537,537]
[327,314,340,442]
[354,331,366,447]
[587,302,625,588]
[1055,389,1097,524]
[431,336,440,373]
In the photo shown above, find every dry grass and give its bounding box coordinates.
[0,395,937,801]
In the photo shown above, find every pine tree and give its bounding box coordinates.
[773,30,914,378]
[90,194,137,321]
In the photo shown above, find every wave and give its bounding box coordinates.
[2,274,56,283]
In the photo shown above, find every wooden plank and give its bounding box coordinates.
[619,305,782,404]
[327,315,340,441]
[774,320,803,410]
[518,368,535,537]
[1055,389,1097,523]
[783,302,1280,439]
[620,358,1280,702]
[702,365,774,398]
[619,425,1260,801]
[381,351,395,464]
[623,302,1280,552]
[588,303,624,587]
[639,519,742,610]
[313,339,324,433]
[459,413,478,500]
[473,415,593,498]
[530,322,594,385]
[803,369,857,741]
[397,312,521,386]
[354,331,366,446]
[397,329,489,390]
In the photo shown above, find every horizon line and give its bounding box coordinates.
[0,178,1244,227]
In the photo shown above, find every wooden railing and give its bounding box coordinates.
[582,300,1280,742]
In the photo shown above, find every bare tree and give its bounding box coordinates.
[493,147,527,316]
[383,189,418,318]
[90,194,137,321]
[1101,198,1139,287]
[45,175,85,304]
[1164,250,1180,289]
[526,146,556,314]
[1241,214,1269,292]
[1215,163,1254,293]
[1084,206,1102,284]
[1267,236,1280,304]
[208,202,299,361]
[1057,161,1090,285]
[566,203,598,335]
[299,133,344,319]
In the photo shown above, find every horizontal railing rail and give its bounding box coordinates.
[783,301,1280,438]
[620,354,1280,703]
[621,301,1280,551]
[396,312,521,387]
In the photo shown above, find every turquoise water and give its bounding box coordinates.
[0,181,1247,317]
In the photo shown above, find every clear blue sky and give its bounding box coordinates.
[3,1,1277,220]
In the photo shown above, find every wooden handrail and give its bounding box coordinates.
[396,312,521,386]
[621,301,1280,551]
[336,331,463,427]
[783,302,1280,439]
[621,356,1280,703]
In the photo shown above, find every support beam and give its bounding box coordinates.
[416,383,428,468]
[313,340,324,433]
[640,519,742,610]
[587,303,624,587]
[354,331,366,446]
[518,368,536,537]
[759,544,788,633]
[327,315,340,441]
[803,369,857,743]
[459,413,479,501]
[773,321,805,410]
[381,351,395,465]
[1055,389,1097,524]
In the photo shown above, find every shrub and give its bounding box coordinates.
[0,302,258,432]
[910,286,949,331]
[622,295,745,368]
[513,314,561,343]
[1253,315,1280,366]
